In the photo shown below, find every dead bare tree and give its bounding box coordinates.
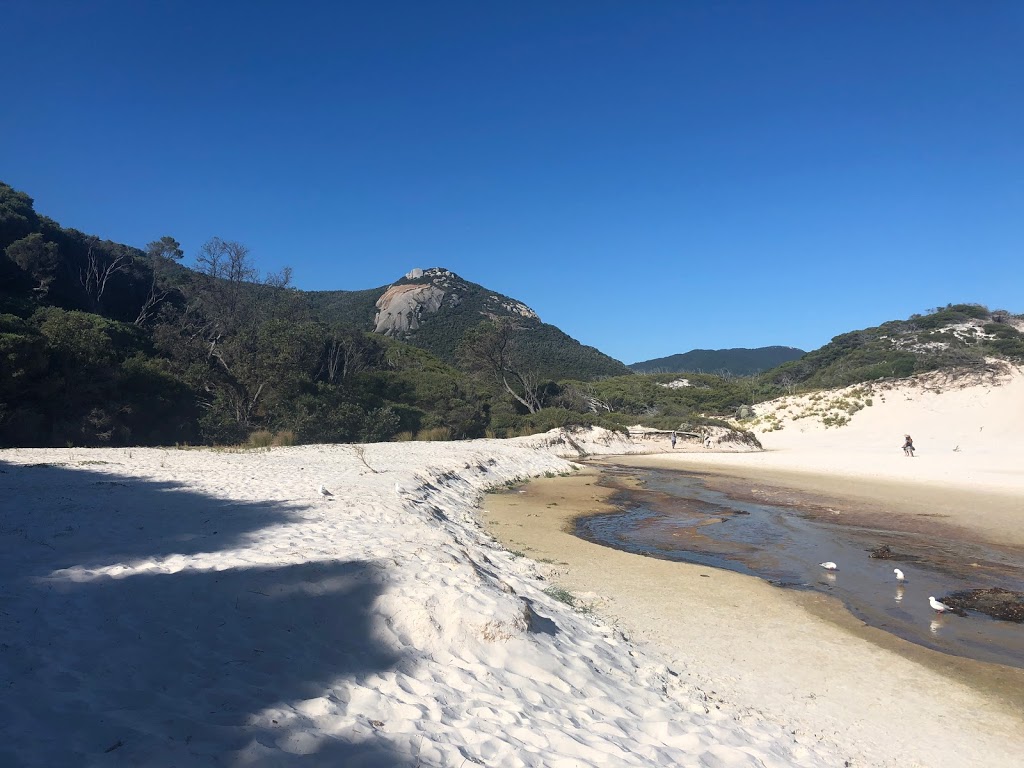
[80,239,132,311]
[322,329,372,384]
[777,373,798,395]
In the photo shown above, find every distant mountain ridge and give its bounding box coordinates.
[630,346,805,376]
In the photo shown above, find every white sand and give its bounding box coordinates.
[2,366,1022,766]
[634,363,1024,546]
[2,431,847,767]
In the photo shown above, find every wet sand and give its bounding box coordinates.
[577,465,1024,668]
[610,453,1024,548]
[480,465,1024,768]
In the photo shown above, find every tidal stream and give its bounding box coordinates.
[576,465,1024,669]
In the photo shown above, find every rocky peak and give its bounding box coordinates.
[373,267,539,337]
[373,282,445,336]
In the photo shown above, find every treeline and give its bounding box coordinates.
[0,275,490,447]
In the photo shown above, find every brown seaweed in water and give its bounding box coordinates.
[868,544,918,561]
[941,588,1024,623]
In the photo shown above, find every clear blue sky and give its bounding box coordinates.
[3,1,1022,364]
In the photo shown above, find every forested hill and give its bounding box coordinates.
[306,268,630,380]
[631,346,805,375]
[0,180,629,448]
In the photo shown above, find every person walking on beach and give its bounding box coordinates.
[670,431,677,450]
[902,434,915,457]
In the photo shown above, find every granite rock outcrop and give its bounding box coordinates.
[373,267,538,337]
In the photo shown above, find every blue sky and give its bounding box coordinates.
[3,1,1022,364]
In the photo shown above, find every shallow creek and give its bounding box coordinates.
[576,465,1024,669]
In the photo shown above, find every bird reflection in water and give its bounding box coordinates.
[894,586,905,603]
[930,618,943,635]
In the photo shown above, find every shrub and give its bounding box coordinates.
[543,586,577,606]
[271,429,297,447]
[247,430,274,448]
[415,426,451,441]
[360,406,401,443]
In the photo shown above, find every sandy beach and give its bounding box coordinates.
[2,369,1022,766]
[479,367,1024,767]
[1,430,857,768]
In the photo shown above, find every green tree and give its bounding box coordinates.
[6,233,60,296]
[134,236,184,325]
[0,182,40,250]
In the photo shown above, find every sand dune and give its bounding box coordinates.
[634,363,1024,546]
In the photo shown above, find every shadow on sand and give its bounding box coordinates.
[0,459,414,767]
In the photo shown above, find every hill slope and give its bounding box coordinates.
[631,346,805,375]
[759,304,1024,392]
[1,180,630,446]
[307,267,631,381]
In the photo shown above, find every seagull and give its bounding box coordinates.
[894,568,906,582]
[319,484,333,497]
[819,561,838,571]
[929,596,952,613]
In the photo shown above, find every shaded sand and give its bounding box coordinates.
[481,468,1024,768]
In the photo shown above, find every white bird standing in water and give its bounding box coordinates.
[819,561,838,571]
[929,596,952,613]
[319,484,333,497]
[894,568,906,582]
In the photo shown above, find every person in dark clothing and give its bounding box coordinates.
[902,434,915,457]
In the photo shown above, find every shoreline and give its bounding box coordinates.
[480,461,1024,768]
[602,452,1024,549]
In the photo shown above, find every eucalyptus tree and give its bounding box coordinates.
[134,236,184,326]
[457,317,544,413]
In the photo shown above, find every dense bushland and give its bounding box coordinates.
[758,304,1024,394]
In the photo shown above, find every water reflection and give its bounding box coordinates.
[579,466,1024,668]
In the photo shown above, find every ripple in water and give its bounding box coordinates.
[575,467,1024,669]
